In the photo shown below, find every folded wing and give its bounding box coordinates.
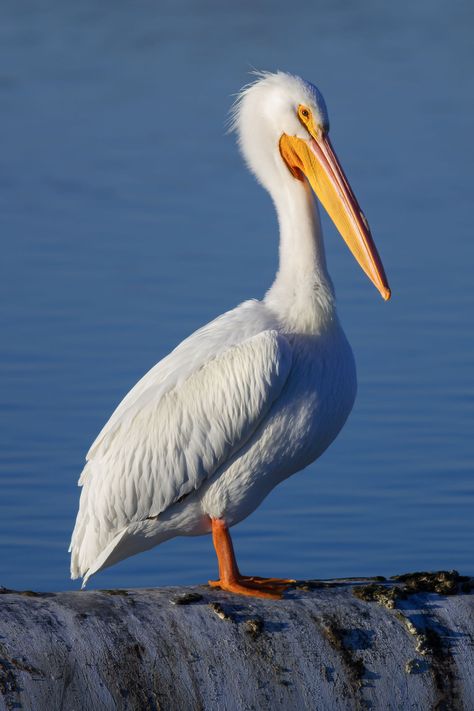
[70,318,292,582]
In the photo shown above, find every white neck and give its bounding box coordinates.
[264,169,335,334]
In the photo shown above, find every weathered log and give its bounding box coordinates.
[0,572,473,710]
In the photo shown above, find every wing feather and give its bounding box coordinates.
[87,300,272,460]
[70,308,292,580]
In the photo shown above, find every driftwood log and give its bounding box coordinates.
[0,572,473,711]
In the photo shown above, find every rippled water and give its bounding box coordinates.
[1,0,473,591]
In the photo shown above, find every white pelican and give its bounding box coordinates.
[70,71,390,598]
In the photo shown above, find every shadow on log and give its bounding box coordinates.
[0,571,473,710]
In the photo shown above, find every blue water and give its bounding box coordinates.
[1,0,473,592]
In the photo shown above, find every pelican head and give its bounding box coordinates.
[232,71,390,301]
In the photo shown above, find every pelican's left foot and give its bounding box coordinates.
[240,575,295,586]
[208,575,293,599]
[209,518,295,600]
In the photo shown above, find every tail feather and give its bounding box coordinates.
[79,527,130,587]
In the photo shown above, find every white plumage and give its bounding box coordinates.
[70,71,389,593]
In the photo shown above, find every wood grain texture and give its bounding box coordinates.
[0,576,472,711]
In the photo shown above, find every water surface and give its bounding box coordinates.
[1,0,473,591]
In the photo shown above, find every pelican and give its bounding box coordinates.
[70,71,390,598]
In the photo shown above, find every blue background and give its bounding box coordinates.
[1,0,473,591]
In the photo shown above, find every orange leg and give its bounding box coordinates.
[208,518,294,599]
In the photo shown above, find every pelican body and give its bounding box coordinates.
[70,72,390,597]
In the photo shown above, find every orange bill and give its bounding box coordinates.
[279,131,391,301]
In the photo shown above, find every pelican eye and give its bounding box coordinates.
[297,105,314,134]
[298,105,311,121]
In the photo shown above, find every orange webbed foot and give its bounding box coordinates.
[240,575,296,586]
[209,518,295,600]
[208,575,294,599]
